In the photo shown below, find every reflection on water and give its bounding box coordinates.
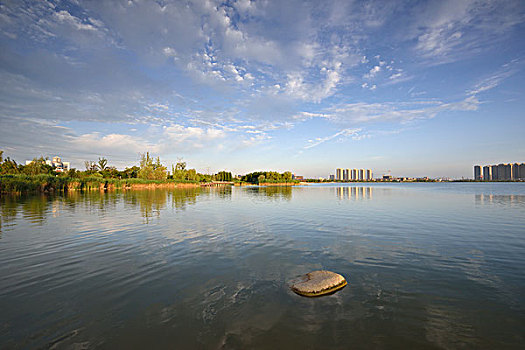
[475,193,525,206]
[336,186,373,200]
[0,187,206,232]
[0,195,18,237]
[243,185,293,200]
[0,183,524,348]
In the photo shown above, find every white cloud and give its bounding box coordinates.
[54,10,98,32]
[389,72,403,80]
[304,128,363,149]
[364,65,381,79]
[162,124,225,144]
[241,133,271,147]
[298,95,480,126]
[467,59,521,96]
[71,132,156,157]
[408,0,525,63]
[163,47,177,57]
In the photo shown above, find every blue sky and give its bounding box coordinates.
[0,0,524,178]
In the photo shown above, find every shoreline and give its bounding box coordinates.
[0,175,302,194]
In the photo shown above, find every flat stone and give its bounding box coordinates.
[291,270,347,297]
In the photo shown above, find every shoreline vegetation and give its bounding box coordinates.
[0,175,300,194]
[0,151,521,194]
[0,150,299,194]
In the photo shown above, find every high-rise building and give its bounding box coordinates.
[359,169,364,180]
[505,164,512,180]
[483,166,492,181]
[352,169,357,181]
[513,163,520,180]
[336,168,343,181]
[366,169,372,180]
[478,163,525,181]
[343,169,349,181]
[494,163,514,180]
[498,164,506,180]
[474,165,481,180]
[491,165,499,180]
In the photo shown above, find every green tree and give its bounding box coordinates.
[172,160,187,181]
[22,157,54,175]
[98,157,108,171]
[0,154,20,175]
[121,166,140,179]
[153,157,167,180]
[186,168,197,181]
[138,152,167,180]
[84,160,98,172]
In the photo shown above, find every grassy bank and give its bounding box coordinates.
[0,175,201,194]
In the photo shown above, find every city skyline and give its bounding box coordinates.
[1,1,525,178]
[475,163,525,181]
[334,168,373,181]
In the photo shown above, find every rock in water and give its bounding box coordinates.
[291,270,347,297]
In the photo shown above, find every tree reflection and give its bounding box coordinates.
[124,190,168,223]
[0,188,209,230]
[21,194,51,225]
[123,187,205,223]
[171,187,202,210]
[0,194,20,236]
[243,186,293,200]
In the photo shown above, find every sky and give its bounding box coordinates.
[0,0,524,178]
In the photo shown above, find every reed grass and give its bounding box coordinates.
[0,175,199,193]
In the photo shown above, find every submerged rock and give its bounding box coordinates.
[291,270,347,297]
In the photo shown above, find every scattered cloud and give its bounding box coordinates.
[407,0,525,64]
[304,128,363,149]
[298,95,480,126]
[0,0,523,176]
[467,59,522,96]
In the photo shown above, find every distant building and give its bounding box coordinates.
[513,163,520,180]
[477,162,525,181]
[51,156,70,172]
[474,165,481,180]
[343,169,349,181]
[483,166,492,181]
[25,155,70,172]
[491,165,499,180]
[497,164,505,180]
[334,167,374,181]
[329,174,335,180]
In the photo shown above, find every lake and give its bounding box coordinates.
[1,183,524,349]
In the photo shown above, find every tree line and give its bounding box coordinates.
[0,150,234,183]
[241,171,293,184]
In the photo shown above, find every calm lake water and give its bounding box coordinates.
[1,183,524,349]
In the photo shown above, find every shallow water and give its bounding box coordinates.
[1,183,524,349]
